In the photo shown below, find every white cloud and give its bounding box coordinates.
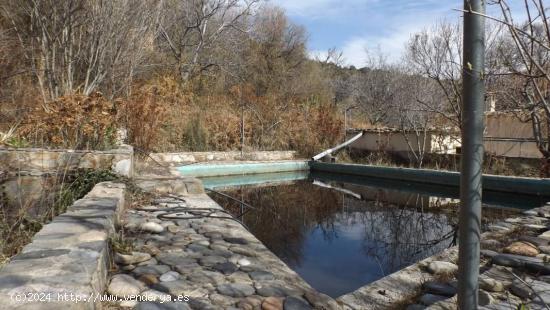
[268,0,366,19]
[341,37,368,67]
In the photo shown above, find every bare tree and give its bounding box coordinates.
[346,50,403,126]
[481,0,550,175]
[406,21,464,130]
[1,0,160,101]
[158,0,260,86]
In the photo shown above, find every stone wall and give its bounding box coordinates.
[0,145,133,209]
[0,182,126,310]
[0,144,134,177]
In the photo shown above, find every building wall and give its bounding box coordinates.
[484,113,542,158]
[349,131,459,155]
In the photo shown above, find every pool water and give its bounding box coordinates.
[206,173,525,298]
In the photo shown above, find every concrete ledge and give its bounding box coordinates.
[337,248,458,309]
[0,182,126,310]
[145,151,297,165]
[133,176,205,196]
[310,162,550,196]
[177,161,309,177]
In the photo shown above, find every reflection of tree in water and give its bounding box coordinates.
[217,181,344,266]
[212,181,517,274]
[350,193,457,276]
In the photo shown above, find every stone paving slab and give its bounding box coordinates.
[0,182,126,310]
[111,193,341,309]
[396,203,550,310]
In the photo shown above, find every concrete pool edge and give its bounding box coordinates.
[177,160,310,177]
[310,162,550,196]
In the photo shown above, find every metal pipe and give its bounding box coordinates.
[458,0,485,308]
[312,131,364,161]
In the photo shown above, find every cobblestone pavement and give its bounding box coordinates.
[107,193,341,310]
[403,204,550,310]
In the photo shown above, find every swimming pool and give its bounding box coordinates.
[205,172,528,297]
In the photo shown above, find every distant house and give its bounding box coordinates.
[347,128,460,155]
[347,112,545,159]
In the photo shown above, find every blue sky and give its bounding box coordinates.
[269,0,524,67]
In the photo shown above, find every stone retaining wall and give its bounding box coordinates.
[0,144,134,177]
[0,145,133,208]
[0,182,126,310]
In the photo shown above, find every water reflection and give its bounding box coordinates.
[209,179,517,298]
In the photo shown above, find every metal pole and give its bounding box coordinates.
[344,110,347,142]
[458,0,485,309]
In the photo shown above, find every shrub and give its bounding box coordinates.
[18,93,118,150]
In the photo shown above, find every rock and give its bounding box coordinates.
[524,224,548,231]
[511,279,550,304]
[479,277,504,292]
[262,297,284,310]
[135,301,191,310]
[187,243,211,254]
[227,271,252,284]
[156,252,197,266]
[428,297,457,310]
[213,262,239,275]
[250,270,275,281]
[525,261,550,275]
[196,240,211,247]
[406,305,425,310]
[303,291,339,310]
[419,294,448,306]
[140,289,172,302]
[209,293,237,306]
[256,284,297,297]
[487,225,512,233]
[217,283,255,297]
[539,231,550,240]
[138,273,159,285]
[153,279,190,295]
[186,270,225,286]
[137,258,158,266]
[141,222,164,233]
[503,241,539,257]
[237,296,263,310]
[212,248,234,258]
[238,258,252,267]
[427,261,458,275]
[231,245,257,257]
[511,279,534,299]
[519,236,550,247]
[491,254,534,268]
[121,264,136,271]
[188,299,217,310]
[478,290,494,306]
[108,274,145,298]
[115,252,152,265]
[120,300,139,308]
[283,296,312,310]
[159,271,180,282]
[423,282,456,297]
[481,239,501,248]
[167,225,185,233]
[225,237,249,245]
[133,264,171,276]
[199,255,226,267]
[539,246,550,254]
[480,250,499,258]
